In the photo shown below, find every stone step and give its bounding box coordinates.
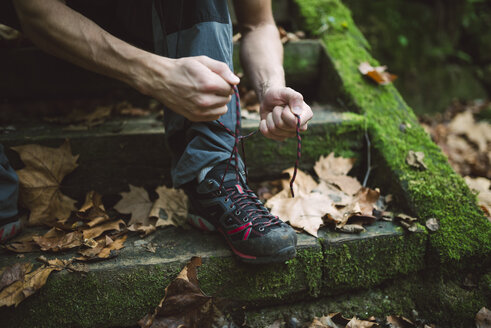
[0,220,426,328]
[0,110,364,201]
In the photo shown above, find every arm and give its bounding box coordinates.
[233,0,313,141]
[12,0,239,122]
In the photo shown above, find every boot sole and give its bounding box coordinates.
[188,215,296,264]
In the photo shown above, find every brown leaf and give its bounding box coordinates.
[386,315,415,328]
[4,240,39,253]
[0,264,60,307]
[75,191,111,227]
[44,105,112,127]
[32,228,83,252]
[425,218,440,232]
[82,219,125,240]
[139,257,224,328]
[346,316,378,327]
[314,181,353,206]
[337,224,365,234]
[150,186,188,228]
[308,316,337,328]
[358,62,397,85]
[406,150,427,170]
[0,263,33,290]
[315,153,356,177]
[476,307,491,328]
[281,167,318,195]
[114,185,153,226]
[314,153,361,195]
[12,140,78,225]
[266,189,337,237]
[77,234,127,260]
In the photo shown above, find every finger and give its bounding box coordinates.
[266,106,295,138]
[189,105,228,122]
[272,106,292,132]
[198,72,234,96]
[195,94,232,109]
[267,112,296,138]
[195,56,240,85]
[259,119,285,141]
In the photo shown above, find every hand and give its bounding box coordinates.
[139,55,240,122]
[259,87,313,141]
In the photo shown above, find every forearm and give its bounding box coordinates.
[12,0,161,93]
[239,23,285,102]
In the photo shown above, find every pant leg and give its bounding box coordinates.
[152,0,243,187]
[0,144,18,221]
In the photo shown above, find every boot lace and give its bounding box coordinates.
[215,86,302,230]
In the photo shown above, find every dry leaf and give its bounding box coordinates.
[150,186,188,227]
[314,153,361,195]
[0,264,61,307]
[32,228,82,252]
[4,240,38,253]
[281,167,318,195]
[346,316,378,327]
[82,219,125,240]
[315,153,356,177]
[114,185,153,226]
[358,61,397,85]
[406,150,427,170]
[313,181,353,206]
[77,234,127,260]
[386,315,416,328]
[44,105,112,127]
[337,224,365,234]
[75,191,111,227]
[12,140,78,225]
[0,263,33,290]
[425,218,440,232]
[476,307,491,328]
[139,257,225,328]
[308,316,338,328]
[266,190,336,237]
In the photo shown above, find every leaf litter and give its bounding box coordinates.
[266,152,415,237]
[420,100,491,221]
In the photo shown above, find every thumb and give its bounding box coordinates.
[279,88,303,115]
[195,56,240,85]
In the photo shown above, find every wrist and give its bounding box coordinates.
[257,77,285,102]
[128,53,173,96]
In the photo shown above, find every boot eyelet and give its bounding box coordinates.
[235,210,241,215]
[207,179,213,185]
[258,227,265,232]
[229,204,234,209]
[227,217,233,224]
[242,217,249,222]
[216,190,222,196]
[224,197,229,202]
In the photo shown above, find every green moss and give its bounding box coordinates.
[198,248,323,304]
[321,229,427,292]
[243,113,365,178]
[294,0,491,267]
[0,264,181,328]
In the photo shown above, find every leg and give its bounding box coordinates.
[0,144,21,243]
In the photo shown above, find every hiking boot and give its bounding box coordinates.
[184,163,297,264]
[0,214,22,244]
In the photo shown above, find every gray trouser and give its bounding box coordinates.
[0,144,18,222]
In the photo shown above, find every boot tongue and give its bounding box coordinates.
[206,163,243,186]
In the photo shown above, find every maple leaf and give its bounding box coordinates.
[115,184,188,236]
[77,234,127,261]
[314,153,362,195]
[114,185,153,226]
[358,61,397,85]
[12,140,79,225]
[266,189,337,237]
[139,257,226,328]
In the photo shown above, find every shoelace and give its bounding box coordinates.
[224,186,280,229]
[216,85,302,220]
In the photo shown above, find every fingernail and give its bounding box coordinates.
[229,73,240,84]
[293,106,303,114]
